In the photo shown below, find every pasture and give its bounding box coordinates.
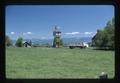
[6,47,114,79]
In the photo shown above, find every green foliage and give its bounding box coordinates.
[53,37,64,47]
[6,35,12,46]
[60,39,64,46]
[15,37,23,47]
[92,18,114,50]
[6,47,114,78]
[88,42,92,47]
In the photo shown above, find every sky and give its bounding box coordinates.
[5,5,114,40]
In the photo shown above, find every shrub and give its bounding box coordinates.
[15,37,23,47]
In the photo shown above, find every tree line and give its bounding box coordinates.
[92,17,114,50]
[5,36,64,47]
[6,36,23,47]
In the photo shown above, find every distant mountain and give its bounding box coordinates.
[62,37,92,44]
[12,37,92,45]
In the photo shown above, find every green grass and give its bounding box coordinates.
[6,47,114,79]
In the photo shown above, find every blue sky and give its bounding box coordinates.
[5,5,114,40]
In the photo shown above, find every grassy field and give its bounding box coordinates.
[6,47,114,79]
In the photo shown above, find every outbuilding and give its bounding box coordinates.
[23,41,32,47]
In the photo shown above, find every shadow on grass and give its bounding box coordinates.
[92,47,114,51]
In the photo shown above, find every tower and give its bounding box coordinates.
[53,26,61,47]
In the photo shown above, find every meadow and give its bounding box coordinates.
[6,47,114,79]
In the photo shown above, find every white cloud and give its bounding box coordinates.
[10,32,15,35]
[23,32,32,35]
[27,32,32,35]
[84,32,93,35]
[65,32,80,35]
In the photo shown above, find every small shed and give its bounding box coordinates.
[23,41,31,47]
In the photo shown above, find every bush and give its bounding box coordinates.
[15,37,23,47]
[53,37,64,47]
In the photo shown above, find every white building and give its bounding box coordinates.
[83,42,89,47]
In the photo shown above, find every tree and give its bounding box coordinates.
[92,29,103,47]
[92,17,114,50]
[15,37,23,47]
[60,39,64,46]
[6,35,12,46]
[104,18,114,49]
[53,37,64,47]
[55,37,60,47]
